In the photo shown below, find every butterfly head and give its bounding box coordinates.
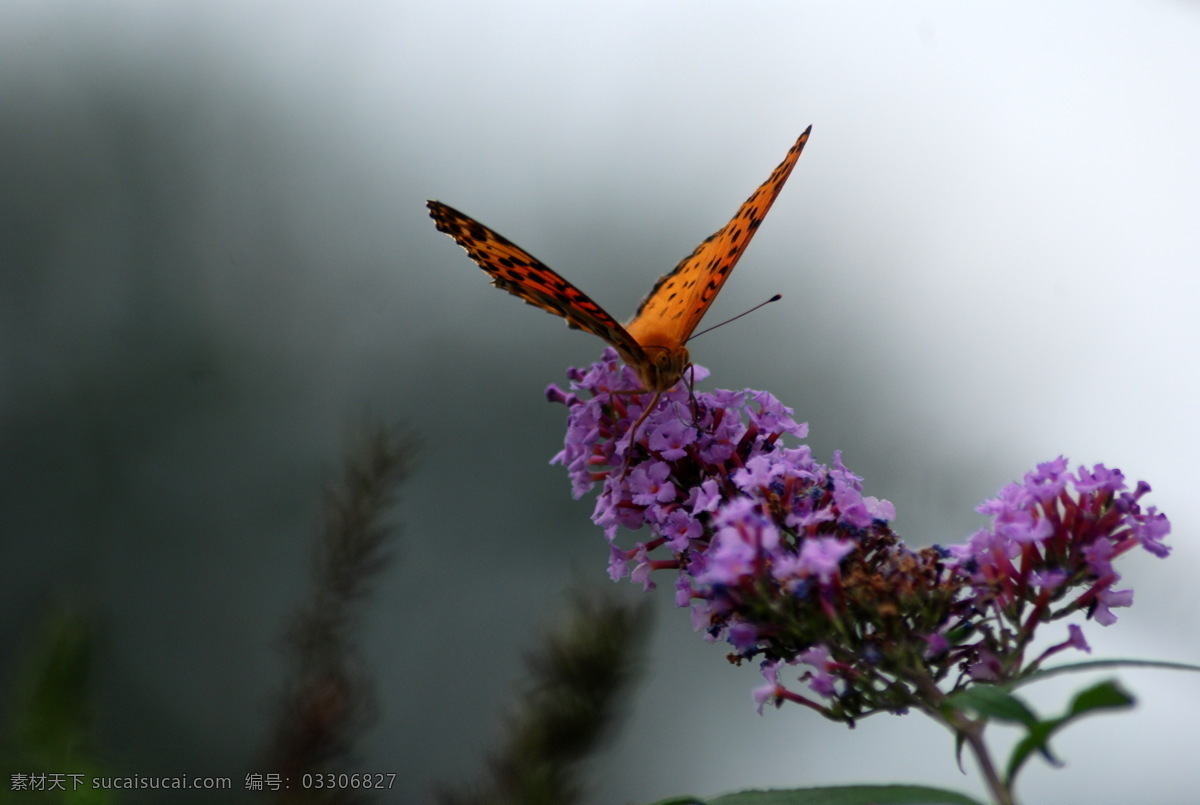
[630,343,690,393]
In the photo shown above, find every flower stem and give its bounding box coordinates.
[961,723,1014,805]
[914,673,1014,805]
[935,703,1014,805]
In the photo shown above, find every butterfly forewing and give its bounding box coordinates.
[624,126,811,350]
[427,200,646,362]
[428,128,810,397]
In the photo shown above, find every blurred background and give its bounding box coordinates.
[2,1,1199,803]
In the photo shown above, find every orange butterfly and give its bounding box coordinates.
[428,127,810,447]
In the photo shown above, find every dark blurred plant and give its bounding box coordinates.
[0,605,112,805]
[263,420,413,804]
[438,594,651,805]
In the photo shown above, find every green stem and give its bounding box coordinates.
[958,719,1014,805]
[912,672,1015,805]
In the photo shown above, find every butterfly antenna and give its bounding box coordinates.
[686,294,782,343]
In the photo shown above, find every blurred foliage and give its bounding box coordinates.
[265,420,413,805]
[0,604,112,804]
[439,593,652,805]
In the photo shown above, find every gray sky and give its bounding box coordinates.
[3,2,1198,803]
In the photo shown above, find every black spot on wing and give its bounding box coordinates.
[629,128,810,331]
[428,199,640,347]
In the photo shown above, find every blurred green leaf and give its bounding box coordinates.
[647,784,986,805]
[1066,679,1135,717]
[1005,680,1135,786]
[945,685,1037,727]
[1015,658,1200,688]
[0,605,113,805]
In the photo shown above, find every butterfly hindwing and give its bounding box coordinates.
[427,200,646,360]
[625,127,811,349]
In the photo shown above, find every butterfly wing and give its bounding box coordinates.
[625,127,811,350]
[427,200,647,364]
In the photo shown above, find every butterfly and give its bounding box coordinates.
[428,127,810,457]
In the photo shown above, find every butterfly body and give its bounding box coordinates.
[428,127,811,398]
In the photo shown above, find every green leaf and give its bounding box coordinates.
[647,784,986,805]
[945,685,1038,727]
[954,730,967,774]
[0,605,114,805]
[1004,679,1136,785]
[1066,679,1135,717]
[1007,719,1063,782]
[1014,658,1200,689]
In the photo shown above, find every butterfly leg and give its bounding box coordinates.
[685,363,701,425]
[620,390,663,477]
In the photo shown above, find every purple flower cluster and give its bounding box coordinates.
[942,455,1171,680]
[547,350,1172,721]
